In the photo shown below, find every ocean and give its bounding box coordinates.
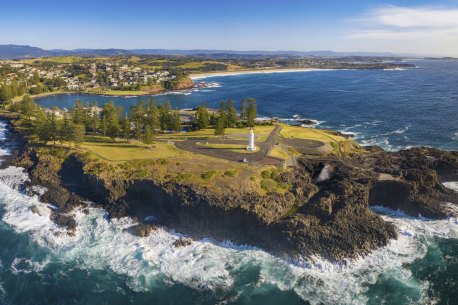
[0,59,457,304]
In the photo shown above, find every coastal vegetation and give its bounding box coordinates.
[1,89,456,266]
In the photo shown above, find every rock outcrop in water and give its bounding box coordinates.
[4,121,458,262]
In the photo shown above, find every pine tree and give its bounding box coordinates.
[219,101,227,127]
[195,103,209,130]
[143,125,154,148]
[19,95,37,119]
[226,99,237,127]
[36,111,51,143]
[101,115,108,136]
[247,98,257,128]
[241,99,247,120]
[158,105,168,132]
[0,85,12,102]
[134,120,142,140]
[72,124,85,147]
[88,111,99,133]
[71,99,85,124]
[49,112,58,145]
[214,117,225,138]
[146,102,159,130]
[172,109,181,132]
[122,117,131,142]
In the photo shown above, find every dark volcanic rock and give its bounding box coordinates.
[125,224,158,237]
[8,132,458,262]
[172,238,193,248]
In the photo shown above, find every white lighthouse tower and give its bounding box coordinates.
[247,128,256,151]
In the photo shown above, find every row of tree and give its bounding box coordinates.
[9,95,259,147]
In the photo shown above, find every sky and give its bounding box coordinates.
[1,0,458,56]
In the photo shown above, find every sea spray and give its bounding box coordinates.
[0,121,457,304]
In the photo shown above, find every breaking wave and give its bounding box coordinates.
[0,120,457,304]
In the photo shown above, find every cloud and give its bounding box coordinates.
[346,5,458,56]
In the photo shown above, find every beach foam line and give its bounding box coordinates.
[0,160,454,305]
[190,68,336,80]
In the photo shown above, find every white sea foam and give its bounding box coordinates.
[10,257,49,275]
[443,181,458,193]
[0,124,457,304]
[190,69,334,80]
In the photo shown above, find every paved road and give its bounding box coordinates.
[174,125,283,164]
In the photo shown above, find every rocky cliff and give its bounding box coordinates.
[9,131,457,262]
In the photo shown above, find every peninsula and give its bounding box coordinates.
[0,95,456,262]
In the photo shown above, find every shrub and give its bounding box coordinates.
[224,170,238,177]
[201,170,217,180]
[261,179,277,192]
[176,173,192,181]
[278,182,293,190]
[270,169,281,182]
[250,176,256,181]
[261,170,271,179]
[330,142,339,152]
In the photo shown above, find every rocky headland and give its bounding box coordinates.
[3,119,458,262]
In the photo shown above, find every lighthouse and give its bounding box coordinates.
[247,128,256,151]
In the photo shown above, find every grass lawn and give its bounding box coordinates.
[280,125,347,143]
[268,146,289,160]
[180,61,221,69]
[81,141,184,161]
[21,56,81,64]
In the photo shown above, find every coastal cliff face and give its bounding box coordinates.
[9,134,457,261]
[163,76,193,90]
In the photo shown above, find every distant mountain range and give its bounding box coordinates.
[0,44,418,60]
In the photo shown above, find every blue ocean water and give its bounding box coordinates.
[0,60,457,305]
[36,59,458,151]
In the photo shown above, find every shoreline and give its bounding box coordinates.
[190,68,327,80]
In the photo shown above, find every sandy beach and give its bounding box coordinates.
[190,68,329,80]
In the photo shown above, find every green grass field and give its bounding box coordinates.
[21,56,81,64]
[280,125,346,143]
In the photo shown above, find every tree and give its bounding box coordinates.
[72,124,85,147]
[0,85,12,102]
[49,112,58,145]
[172,109,181,132]
[195,103,209,130]
[247,98,257,127]
[214,117,225,138]
[102,102,120,141]
[71,99,85,124]
[36,111,51,143]
[219,101,227,127]
[226,99,237,127]
[122,117,131,142]
[19,95,37,119]
[146,101,159,130]
[143,125,154,148]
[87,111,100,133]
[107,121,120,142]
[58,112,73,145]
[240,99,247,120]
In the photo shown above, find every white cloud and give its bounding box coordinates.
[346,5,458,56]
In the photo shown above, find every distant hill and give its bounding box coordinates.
[0,45,52,59]
[0,44,413,60]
